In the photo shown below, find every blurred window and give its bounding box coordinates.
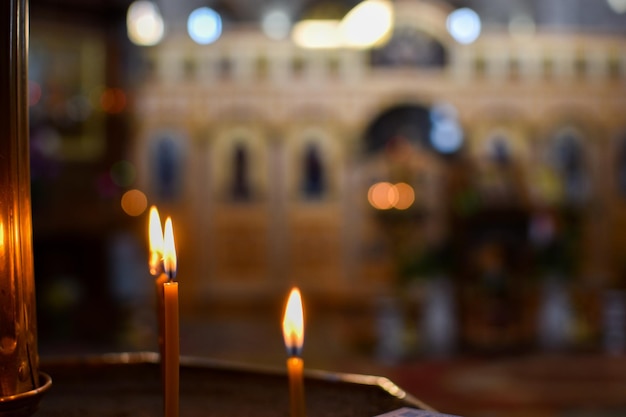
[302,143,325,199]
[231,143,251,201]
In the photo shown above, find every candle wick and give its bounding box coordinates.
[286,333,302,357]
[167,270,175,282]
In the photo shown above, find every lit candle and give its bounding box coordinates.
[282,287,306,417]
[149,206,168,363]
[163,217,179,417]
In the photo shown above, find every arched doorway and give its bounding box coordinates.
[360,102,462,357]
[359,103,461,288]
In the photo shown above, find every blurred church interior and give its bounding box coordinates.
[27,0,626,415]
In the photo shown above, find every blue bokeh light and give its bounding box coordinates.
[188,7,222,45]
[446,8,481,44]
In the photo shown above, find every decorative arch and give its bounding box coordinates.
[370,26,448,68]
[148,130,187,202]
[546,125,590,206]
[361,101,464,158]
[210,125,269,201]
[369,0,455,68]
[284,125,340,201]
[469,122,532,163]
[362,103,434,155]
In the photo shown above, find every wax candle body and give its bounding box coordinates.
[155,273,168,361]
[163,281,179,417]
[287,356,306,417]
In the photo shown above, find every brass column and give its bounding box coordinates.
[0,0,51,414]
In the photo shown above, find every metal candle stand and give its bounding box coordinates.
[0,374,52,417]
[0,0,51,414]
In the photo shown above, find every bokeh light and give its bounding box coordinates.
[100,88,126,114]
[292,20,342,49]
[188,7,222,45]
[394,182,415,210]
[127,0,165,46]
[340,0,393,48]
[607,0,626,14]
[121,189,148,217]
[368,182,398,210]
[431,119,463,154]
[368,182,416,210]
[262,8,291,40]
[446,8,481,44]
[430,103,463,154]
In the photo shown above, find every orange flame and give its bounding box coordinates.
[163,217,177,280]
[282,287,304,354]
[148,206,164,276]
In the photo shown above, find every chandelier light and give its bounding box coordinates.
[188,7,223,45]
[127,0,165,46]
[339,0,394,48]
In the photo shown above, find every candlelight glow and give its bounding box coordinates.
[163,217,177,280]
[282,288,304,352]
[0,220,4,249]
[148,206,164,276]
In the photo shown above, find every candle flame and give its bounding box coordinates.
[282,287,304,355]
[163,217,177,280]
[148,206,164,275]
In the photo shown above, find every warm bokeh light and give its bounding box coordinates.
[447,7,481,44]
[127,0,165,46]
[0,220,4,250]
[163,217,177,280]
[282,287,304,352]
[368,182,398,210]
[100,88,126,114]
[340,0,393,48]
[187,7,222,45]
[368,182,415,209]
[292,19,342,49]
[394,182,415,210]
[262,8,291,40]
[121,189,148,217]
[148,205,164,276]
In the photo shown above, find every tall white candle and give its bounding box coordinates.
[162,217,179,417]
